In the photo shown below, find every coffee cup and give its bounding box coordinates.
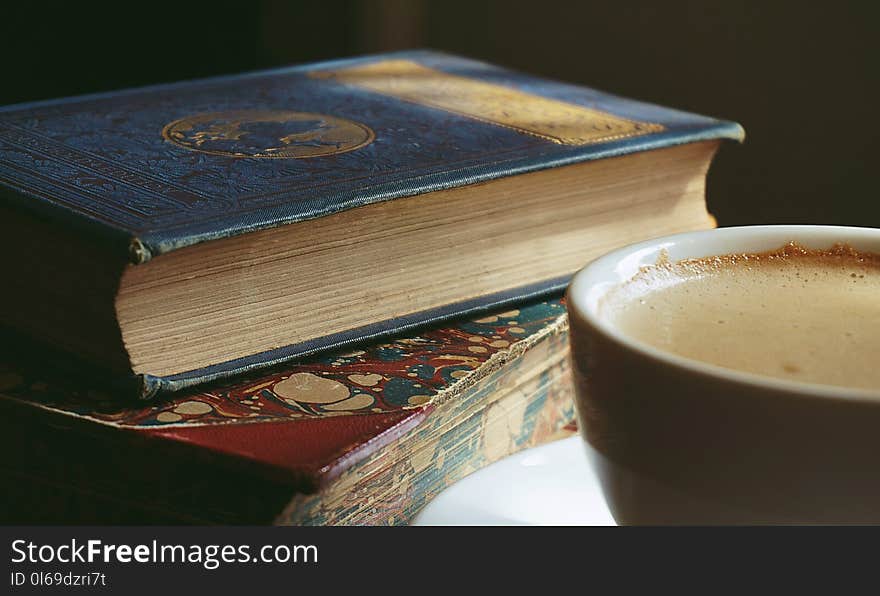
[566,225,880,524]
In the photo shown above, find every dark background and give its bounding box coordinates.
[2,1,877,227]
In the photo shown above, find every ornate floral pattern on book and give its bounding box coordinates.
[280,355,576,525]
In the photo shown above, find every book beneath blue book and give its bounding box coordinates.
[0,50,743,398]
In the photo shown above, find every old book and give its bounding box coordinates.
[0,50,743,398]
[0,298,574,525]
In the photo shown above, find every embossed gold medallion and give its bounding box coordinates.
[163,110,374,158]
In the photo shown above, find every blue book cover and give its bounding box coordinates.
[0,50,743,398]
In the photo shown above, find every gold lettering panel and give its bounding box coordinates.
[312,60,663,145]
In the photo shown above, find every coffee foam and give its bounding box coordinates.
[600,242,880,392]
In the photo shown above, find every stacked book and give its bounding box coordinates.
[0,50,742,524]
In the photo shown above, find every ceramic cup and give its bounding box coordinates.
[566,225,880,524]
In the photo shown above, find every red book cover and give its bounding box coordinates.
[0,298,574,524]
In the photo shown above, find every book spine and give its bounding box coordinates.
[0,180,135,261]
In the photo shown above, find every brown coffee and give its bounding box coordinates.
[600,242,880,391]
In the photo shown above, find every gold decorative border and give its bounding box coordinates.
[312,59,664,145]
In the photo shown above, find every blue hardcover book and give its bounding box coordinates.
[0,50,743,398]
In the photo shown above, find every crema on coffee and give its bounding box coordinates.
[599,242,880,391]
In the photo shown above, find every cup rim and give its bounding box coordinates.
[567,224,880,402]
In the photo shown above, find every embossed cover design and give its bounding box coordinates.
[0,49,743,259]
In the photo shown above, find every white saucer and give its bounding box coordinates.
[411,436,616,525]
